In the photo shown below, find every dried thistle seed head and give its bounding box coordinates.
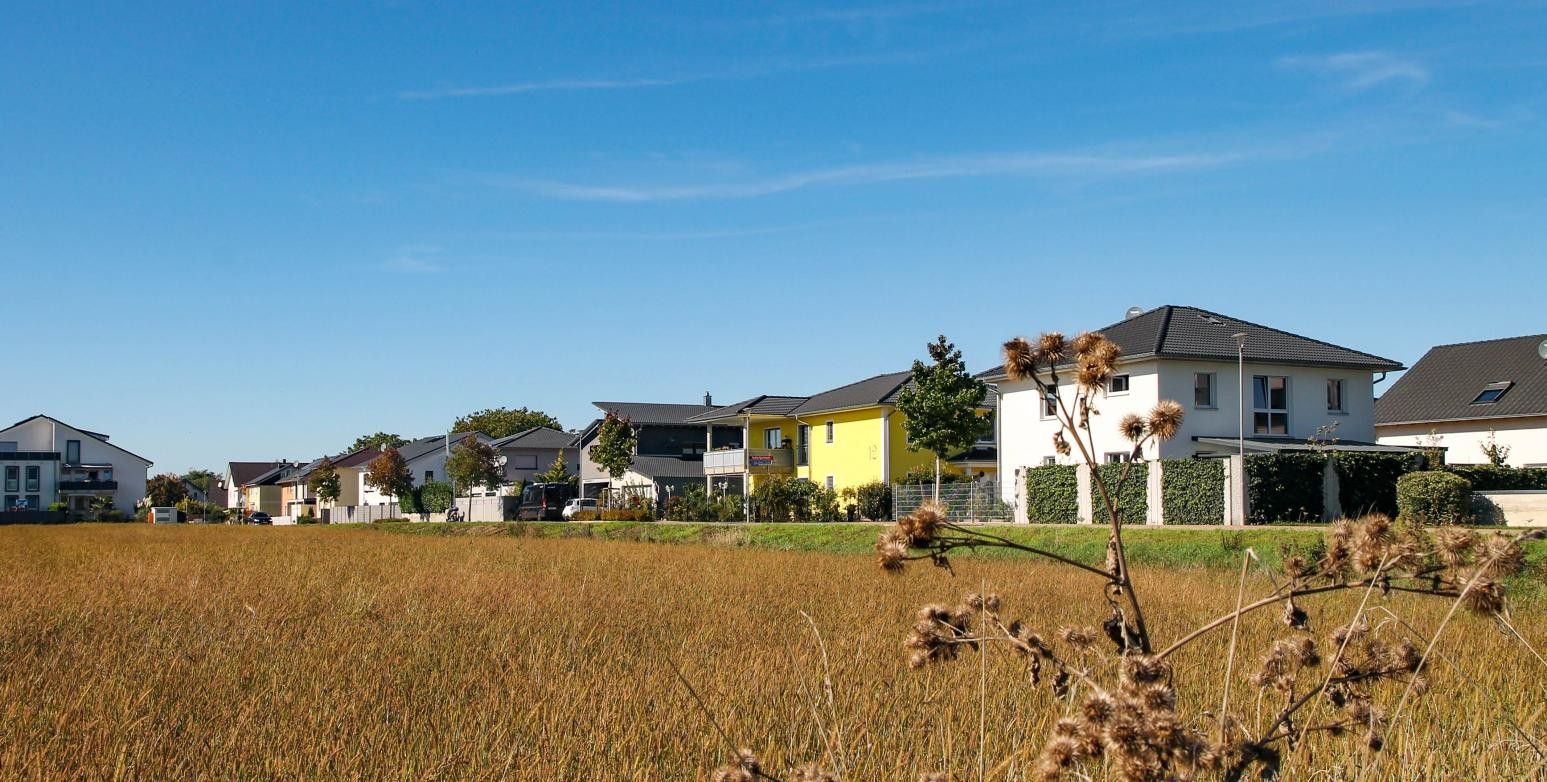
[792,763,838,782]
[1053,431,1072,456]
[711,749,760,782]
[1479,532,1526,577]
[1145,400,1184,442]
[1283,554,1308,579]
[1460,571,1505,614]
[1119,654,1170,685]
[1058,626,1099,649]
[1118,413,1147,442]
[1075,357,1109,391]
[1039,332,1069,363]
[901,501,947,542]
[1352,514,1396,573]
[1070,331,1102,356]
[876,527,910,571]
[1433,526,1476,569]
[1082,692,1117,725]
[1003,337,1039,381]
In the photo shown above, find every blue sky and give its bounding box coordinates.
[3,1,1545,474]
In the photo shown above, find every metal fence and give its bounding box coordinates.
[892,481,1013,522]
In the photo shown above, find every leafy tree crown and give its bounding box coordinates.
[146,473,189,507]
[452,407,563,439]
[446,437,504,495]
[589,414,637,480]
[364,448,413,498]
[308,458,342,503]
[349,432,408,452]
[895,334,992,459]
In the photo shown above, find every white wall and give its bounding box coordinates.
[0,416,150,510]
[1378,416,1547,467]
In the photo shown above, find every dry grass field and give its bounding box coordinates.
[0,524,1542,780]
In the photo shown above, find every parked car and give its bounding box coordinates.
[517,482,577,521]
[561,498,598,520]
[245,511,272,525]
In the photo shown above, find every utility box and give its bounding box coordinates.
[150,507,180,524]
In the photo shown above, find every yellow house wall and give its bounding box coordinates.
[887,410,996,482]
[244,486,284,516]
[798,407,888,492]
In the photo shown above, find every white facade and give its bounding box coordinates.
[1378,416,1547,468]
[0,415,151,513]
[998,358,1385,514]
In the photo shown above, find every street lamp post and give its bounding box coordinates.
[1233,332,1247,457]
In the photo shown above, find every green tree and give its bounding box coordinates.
[534,449,577,486]
[181,469,217,494]
[349,432,408,452]
[588,413,637,484]
[445,437,504,518]
[364,448,413,508]
[452,407,563,439]
[895,334,992,500]
[308,458,342,504]
[1480,429,1511,467]
[146,473,188,507]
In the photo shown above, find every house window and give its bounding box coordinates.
[797,425,810,466]
[825,475,835,490]
[3,495,16,509]
[1253,375,1290,435]
[1108,375,1130,394]
[3,466,16,493]
[825,421,834,444]
[763,427,783,449]
[24,495,39,509]
[24,466,39,492]
[977,412,996,444]
[1105,452,1132,463]
[512,455,539,470]
[65,440,80,464]
[1041,389,1059,418]
[1194,373,1216,408]
[1326,379,1346,413]
[1472,381,1513,404]
[1042,456,1057,466]
[0,442,15,452]
[423,470,434,483]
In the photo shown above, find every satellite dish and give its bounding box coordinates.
[1125,306,1144,320]
[1538,338,1547,361]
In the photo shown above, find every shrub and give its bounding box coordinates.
[750,476,841,522]
[666,484,742,522]
[852,481,892,521]
[1334,452,1416,518]
[1245,453,1326,524]
[899,463,973,486]
[1449,465,1547,491]
[420,482,454,514]
[1161,459,1225,525]
[573,509,653,522]
[1025,464,1077,524]
[370,517,410,524]
[1094,462,1147,523]
[1396,471,1473,526]
[47,501,68,512]
[297,514,320,525]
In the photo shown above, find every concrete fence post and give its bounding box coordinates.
[1076,464,1094,524]
[1147,461,1165,525]
[1322,457,1343,522]
[1224,455,1248,526]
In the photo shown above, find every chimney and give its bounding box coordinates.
[703,391,713,406]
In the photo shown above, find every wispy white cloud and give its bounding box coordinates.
[401,77,688,101]
[492,145,1299,203]
[1277,50,1429,91]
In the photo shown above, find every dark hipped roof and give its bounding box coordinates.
[492,426,577,449]
[592,401,720,425]
[791,371,914,415]
[627,454,711,479]
[979,305,1403,380]
[1375,334,1547,425]
[229,461,285,486]
[686,395,810,422]
[397,431,489,463]
[331,446,382,469]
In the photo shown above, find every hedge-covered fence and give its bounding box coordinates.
[1334,452,1418,518]
[1094,463,1147,523]
[1245,453,1326,524]
[1025,465,1078,523]
[1162,459,1225,525]
[1449,465,1547,491]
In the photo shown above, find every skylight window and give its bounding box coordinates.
[1472,381,1513,404]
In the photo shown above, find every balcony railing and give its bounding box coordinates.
[703,447,795,476]
[59,480,118,491]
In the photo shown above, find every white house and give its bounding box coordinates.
[0,414,152,514]
[1376,334,1547,467]
[983,306,1408,520]
[492,426,579,485]
[398,431,497,492]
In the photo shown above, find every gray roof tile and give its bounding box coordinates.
[491,426,576,449]
[1375,334,1547,425]
[592,401,719,425]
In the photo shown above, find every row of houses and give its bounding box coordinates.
[10,304,1538,519]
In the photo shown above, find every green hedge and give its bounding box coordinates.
[1449,465,1547,491]
[1246,453,1326,524]
[1335,452,1416,518]
[398,481,454,514]
[1094,462,1147,523]
[1396,471,1473,525]
[1025,465,1078,523]
[1162,459,1225,525]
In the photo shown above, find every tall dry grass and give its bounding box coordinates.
[0,524,1541,780]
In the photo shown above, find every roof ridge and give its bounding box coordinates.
[1424,333,1547,350]
[1177,305,1401,366]
[808,369,909,397]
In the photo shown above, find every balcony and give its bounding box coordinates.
[703,447,795,476]
[59,480,118,492]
